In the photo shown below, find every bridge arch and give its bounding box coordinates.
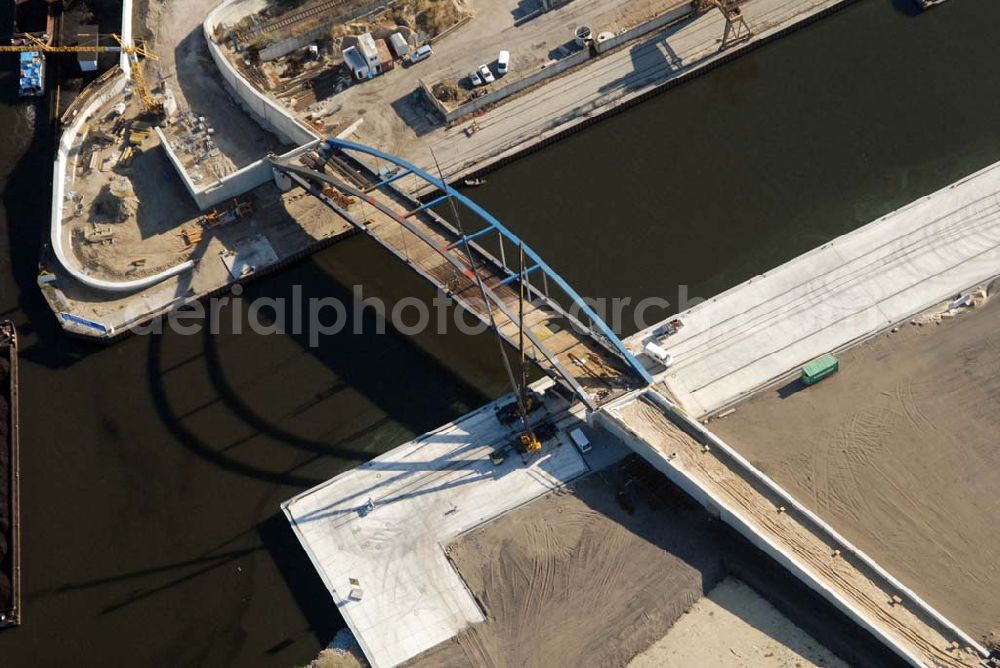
[272,138,651,409]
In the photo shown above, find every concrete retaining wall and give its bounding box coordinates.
[260,24,331,62]
[594,4,693,54]
[120,0,133,74]
[436,48,591,123]
[51,71,195,293]
[141,0,330,211]
[203,0,321,147]
[155,127,276,209]
[419,78,450,119]
[259,0,389,61]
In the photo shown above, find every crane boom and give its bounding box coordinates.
[0,45,120,53]
[112,34,163,117]
[0,32,163,116]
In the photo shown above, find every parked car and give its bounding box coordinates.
[409,44,433,63]
[468,69,483,86]
[497,50,510,75]
[478,64,495,84]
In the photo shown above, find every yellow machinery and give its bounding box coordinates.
[519,432,542,454]
[112,34,163,117]
[0,32,163,116]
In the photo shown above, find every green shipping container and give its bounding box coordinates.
[801,353,839,385]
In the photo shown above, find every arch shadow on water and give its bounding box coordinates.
[139,251,501,647]
[146,254,496,487]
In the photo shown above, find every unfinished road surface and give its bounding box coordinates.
[711,290,1000,642]
[408,461,728,667]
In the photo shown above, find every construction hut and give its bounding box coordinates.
[375,39,394,72]
[343,46,370,80]
[356,33,381,75]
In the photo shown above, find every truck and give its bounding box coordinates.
[800,353,838,386]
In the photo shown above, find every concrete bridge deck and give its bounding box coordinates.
[283,380,606,668]
[634,159,1000,417]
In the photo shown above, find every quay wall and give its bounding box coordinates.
[445,0,863,188]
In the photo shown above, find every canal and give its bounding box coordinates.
[1,0,999,665]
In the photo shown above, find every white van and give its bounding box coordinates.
[410,44,433,64]
[497,50,510,75]
[569,428,591,454]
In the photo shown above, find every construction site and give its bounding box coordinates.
[10,0,836,337]
[210,0,754,174]
[9,0,1000,666]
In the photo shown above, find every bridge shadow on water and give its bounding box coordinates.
[146,246,497,487]
[140,245,502,648]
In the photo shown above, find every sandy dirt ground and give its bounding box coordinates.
[613,397,980,667]
[629,578,847,668]
[140,0,290,169]
[408,459,729,668]
[710,293,1000,643]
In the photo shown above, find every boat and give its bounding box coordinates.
[0,322,20,628]
[463,177,486,187]
[18,49,45,97]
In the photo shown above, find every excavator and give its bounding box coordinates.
[692,0,752,50]
[0,32,163,117]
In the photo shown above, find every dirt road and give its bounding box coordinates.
[711,294,1000,642]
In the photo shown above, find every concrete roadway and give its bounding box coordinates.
[634,160,1000,417]
[388,0,848,184]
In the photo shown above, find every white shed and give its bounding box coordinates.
[356,33,381,73]
[388,32,409,59]
[342,46,370,80]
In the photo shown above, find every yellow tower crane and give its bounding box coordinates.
[112,34,163,117]
[0,32,163,117]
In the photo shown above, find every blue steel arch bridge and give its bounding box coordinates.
[270,138,652,410]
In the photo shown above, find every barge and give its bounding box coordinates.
[0,322,20,628]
